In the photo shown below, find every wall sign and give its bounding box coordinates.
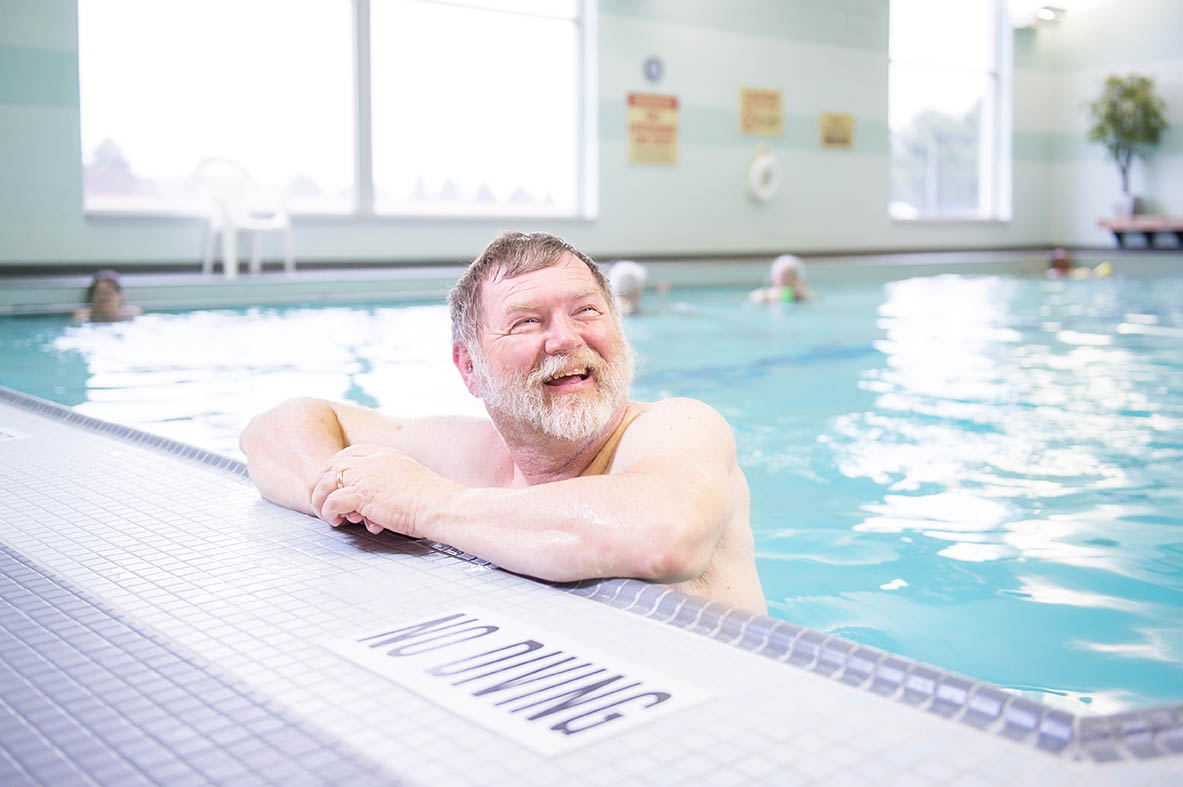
[739,88,783,136]
[327,607,712,756]
[819,112,855,149]
[627,93,679,165]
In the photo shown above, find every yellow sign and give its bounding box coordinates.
[628,93,678,165]
[739,88,783,136]
[819,112,854,149]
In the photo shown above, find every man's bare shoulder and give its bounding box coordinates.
[412,415,509,480]
[335,401,496,446]
[632,397,734,433]
[408,413,502,440]
[441,416,515,486]
[614,398,737,469]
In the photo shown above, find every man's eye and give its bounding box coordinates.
[511,318,539,331]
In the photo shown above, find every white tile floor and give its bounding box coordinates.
[0,388,1180,786]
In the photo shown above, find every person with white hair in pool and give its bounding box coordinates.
[240,231,767,614]
[606,259,648,314]
[748,253,813,303]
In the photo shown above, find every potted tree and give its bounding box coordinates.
[1087,73,1168,216]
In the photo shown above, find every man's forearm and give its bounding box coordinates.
[421,473,726,584]
[240,398,348,514]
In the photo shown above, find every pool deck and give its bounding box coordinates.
[3,248,1181,316]
[1,385,1181,786]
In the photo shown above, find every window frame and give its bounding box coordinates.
[80,0,598,221]
[887,0,1012,223]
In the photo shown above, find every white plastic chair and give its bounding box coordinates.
[195,158,294,279]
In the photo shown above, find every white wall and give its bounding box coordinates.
[1,0,1180,267]
[1015,0,1183,247]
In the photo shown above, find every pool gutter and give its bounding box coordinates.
[3,249,1182,316]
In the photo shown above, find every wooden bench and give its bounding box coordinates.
[1098,215,1183,248]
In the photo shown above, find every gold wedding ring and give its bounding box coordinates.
[335,469,345,489]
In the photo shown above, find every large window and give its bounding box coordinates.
[78,0,592,217]
[888,0,1010,220]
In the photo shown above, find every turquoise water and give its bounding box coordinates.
[2,272,1181,713]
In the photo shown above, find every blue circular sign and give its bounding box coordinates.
[643,57,663,83]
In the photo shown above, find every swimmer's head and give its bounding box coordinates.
[87,269,123,301]
[770,254,804,288]
[87,269,126,320]
[607,260,647,314]
[1048,247,1072,273]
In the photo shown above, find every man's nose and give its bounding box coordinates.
[544,313,584,355]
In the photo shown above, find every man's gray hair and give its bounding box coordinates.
[448,231,615,348]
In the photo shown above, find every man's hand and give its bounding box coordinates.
[309,444,463,537]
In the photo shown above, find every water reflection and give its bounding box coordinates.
[1010,576,1142,612]
[0,316,90,405]
[7,277,1180,712]
[50,305,482,457]
[833,275,1180,527]
[819,274,1183,710]
[1079,627,1182,663]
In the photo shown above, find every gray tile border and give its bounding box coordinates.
[2,384,1181,766]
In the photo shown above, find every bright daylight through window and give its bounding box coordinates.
[888,0,1011,220]
[78,0,589,218]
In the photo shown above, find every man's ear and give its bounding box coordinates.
[453,342,481,397]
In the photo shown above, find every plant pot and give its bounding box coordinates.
[1114,192,1138,217]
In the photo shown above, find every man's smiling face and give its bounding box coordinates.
[469,252,633,441]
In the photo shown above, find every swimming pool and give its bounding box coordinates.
[2,271,1181,713]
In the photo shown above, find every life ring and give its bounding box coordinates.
[747,151,781,203]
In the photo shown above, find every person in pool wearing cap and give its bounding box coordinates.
[73,269,143,322]
[748,254,813,303]
[606,260,648,315]
[240,231,767,615]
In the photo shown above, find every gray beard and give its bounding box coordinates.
[470,343,635,443]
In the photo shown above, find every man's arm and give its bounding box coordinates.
[313,398,740,584]
[239,397,500,516]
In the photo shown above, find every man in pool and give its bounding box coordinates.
[240,231,767,614]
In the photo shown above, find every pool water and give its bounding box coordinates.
[2,272,1181,713]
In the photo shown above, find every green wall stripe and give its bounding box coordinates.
[600,0,888,52]
[1012,130,1052,161]
[1014,128,1183,161]
[1012,28,1040,71]
[0,45,78,107]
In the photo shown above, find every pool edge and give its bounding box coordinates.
[2,383,1180,765]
